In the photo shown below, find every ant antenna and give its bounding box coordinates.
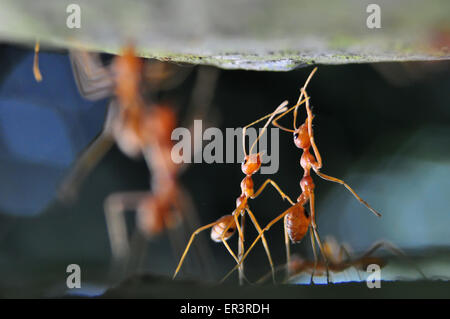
[249,101,288,155]
[293,67,317,129]
[272,97,310,133]
[242,101,288,157]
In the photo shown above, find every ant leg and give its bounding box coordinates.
[173,188,215,280]
[183,66,219,128]
[173,220,223,279]
[361,241,427,279]
[293,68,317,129]
[338,243,353,263]
[58,101,117,202]
[313,170,382,218]
[335,243,362,281]
[59,132,114,201]
[126,224,148,276]
[355,268,363,282]
[238,214,245,285]
[247,177,294,280]
[69,50,114,100]
[232,213,245,249]
[300,89,382,218]
[270,68,316,131]
[311,227,331,284]
[247,101,289,154]
[284,215,291,280]
[219,220,241,265]
[143,61,193,93]
[251,179,295,205]
[246,207,276,283]
[33,41,42,82]
[300,88,322,168]
[220,208,291,283]
[173,217,240,279]
[309,227,319,284]
[309,192,330,284]
[176,67,220,175]
[103,192,149,262]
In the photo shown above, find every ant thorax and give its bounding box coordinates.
[300,150,315,171]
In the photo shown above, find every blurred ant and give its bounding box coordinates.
[102,47,181,258]
[33,41,42,82]
[173,103,295,283]
[57,45,218,275]
[223,67,381,284]
[256,237,426,284]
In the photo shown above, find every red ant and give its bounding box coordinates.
[56,46,217,274]
[223,67,381,283]
[173,102,295,282]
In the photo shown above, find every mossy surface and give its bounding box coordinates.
[0,1,449,69]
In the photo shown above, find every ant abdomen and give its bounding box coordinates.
[285,203,311,243]
[211,215,237,242]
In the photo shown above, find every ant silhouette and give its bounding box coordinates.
[173,102,295,283]
[222,67,381,284]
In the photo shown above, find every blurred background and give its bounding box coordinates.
[0,44,449,297]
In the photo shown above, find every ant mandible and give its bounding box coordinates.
[173,102,295,282]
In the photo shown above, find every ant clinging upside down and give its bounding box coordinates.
[224,67,381,284]
[173,102,296,283]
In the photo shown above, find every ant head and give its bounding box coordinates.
[241,153,261,175]
[293,124,310,149]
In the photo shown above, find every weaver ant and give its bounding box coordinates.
[223,67,381,284]
[173,102,295,283]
